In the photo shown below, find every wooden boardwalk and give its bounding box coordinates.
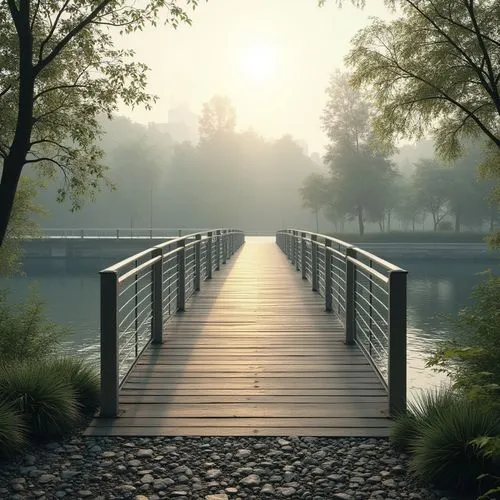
[86,239,390,437]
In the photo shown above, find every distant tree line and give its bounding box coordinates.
[38,96,322,232]
[300,72,499,235]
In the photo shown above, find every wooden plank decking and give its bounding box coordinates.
[86,238,390,437]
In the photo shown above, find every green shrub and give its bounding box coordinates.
[428,272,500,409]
[0,287,67,363]
[46,357,100,415]
[391,387,456,452]
[0,401,26,457]
[409,397,500,492]
[0,361,79,438]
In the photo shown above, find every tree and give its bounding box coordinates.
[299,172,329,232]
[346,1,500,161]
[321,71,395,235]
[413,159,450,231]
[0,178,43,276]
[0,1,198,247]
[198,95,237,141]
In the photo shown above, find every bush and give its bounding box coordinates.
[0,361,79,439]
[0,287,67,364]
[409,397,500,492]
[428,272,500,409]
[0,401,26,457]
[46,357,100,415]
[391,387,456,452]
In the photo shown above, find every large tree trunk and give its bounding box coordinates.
[0,2,35,248]
[357,205,364,235]
[0,158,23,245]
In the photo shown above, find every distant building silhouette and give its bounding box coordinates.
[149,103,198,144]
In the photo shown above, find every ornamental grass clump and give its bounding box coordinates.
[46,357,100,416]
[0,361,79,439]
[409,397,500,492]
[390,387,456,452]
[0,401,26,457]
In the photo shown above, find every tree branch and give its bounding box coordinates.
[37,0,71,64]
[34,0,114,75]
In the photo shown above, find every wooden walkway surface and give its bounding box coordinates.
[86,238,390,437]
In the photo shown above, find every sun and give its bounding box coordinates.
[241,44,277,84]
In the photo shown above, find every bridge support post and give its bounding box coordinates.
[195,234,202,291]
[222,230,227,265]
[301,232,307,279]
[151,248,163,344]
[216,230,221,270]
[345,247,356,345]
[388,270,408,415]
[207,232,213,279]
[177,240,186,312]
[311,234,318,292]
[100,270,119,417]
[325,240,332,311]
[293,231,298,271]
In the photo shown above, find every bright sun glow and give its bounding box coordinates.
[241,44,277,84]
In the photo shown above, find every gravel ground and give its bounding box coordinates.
[0,436,461,500]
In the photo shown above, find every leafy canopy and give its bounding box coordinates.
[346,0,500,160]
[0,0,200,247]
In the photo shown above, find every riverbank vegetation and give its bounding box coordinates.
[0,289,99,458]
[391,274,500,498]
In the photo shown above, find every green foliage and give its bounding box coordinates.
[46,357,100,416]
[473,437,500,499]
[0,177,44,277]
[0,401,26,457]
[0,287,67,364]
[391,387,457,452]
[321,71,397,235]
[0,0,200,247]
[428,273,500,408]
[347,1,500,160]
[299,172,330,231]
[410,397,500,492]
[0,361,79,438]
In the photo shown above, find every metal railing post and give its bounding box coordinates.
[311,234,318,292]
[388,270,408,415]
[325,240,332,311]
[216,230,221,270]
[195,234,202,291]
[116,229,120,239]
[151,248,163,344]
[207,232,213,279]
[295,231,300,272]
[177,239,186,311]
[345,247,356,345]
[100,270,119,417]
[301,232,307,279]
[291,230,296,266]
[222,230,227,264]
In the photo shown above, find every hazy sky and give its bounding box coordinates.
[117,0,391,154]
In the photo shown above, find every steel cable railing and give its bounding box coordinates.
[100,228,245,417]
[276,229,407,416]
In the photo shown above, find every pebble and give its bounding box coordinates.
[0,436,459,499]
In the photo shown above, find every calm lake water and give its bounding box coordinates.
[4,239,499,398]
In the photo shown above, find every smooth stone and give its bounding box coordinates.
[205,494,229,500]
[277,487,296,497]
[240,474,261,486]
